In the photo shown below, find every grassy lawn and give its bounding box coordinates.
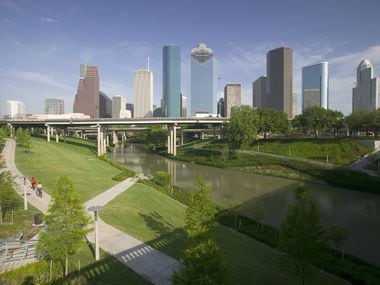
[248,138,371,165]
[0,241,151,285]
[101,183,348,285]
[15,137,120,202]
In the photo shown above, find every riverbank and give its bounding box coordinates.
[101,182,348,285]
[165,144,380,194]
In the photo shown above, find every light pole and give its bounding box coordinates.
[88,205,103,261]
[23,176,28,210]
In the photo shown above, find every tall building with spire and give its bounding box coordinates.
[73,64,99,118]
[352,59,379,112]
[163,45,181,117]
[266,47,293,119]
[191,43,215,116]
[133,69,153,118]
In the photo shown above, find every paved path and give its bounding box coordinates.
[1,139,51,214]
[1,139,179,284]
[347,149,380,176]
[85,178,179,285]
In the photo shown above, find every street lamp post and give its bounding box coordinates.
[88,205,103,261]
[23,176,27,210]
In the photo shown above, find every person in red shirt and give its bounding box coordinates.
[30,177,36,190]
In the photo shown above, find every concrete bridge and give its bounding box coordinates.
[0,117,227,156]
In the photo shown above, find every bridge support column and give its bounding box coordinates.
[103,134,107,155]
[8,124,13,138]
[112,131,118,145]
[97,125,101,156]
[106,133,109,147]
[180,132,184,146]
[55,130,59,143]
[167,126,171,155]
[47,125,50,142]
[173,125,177,156]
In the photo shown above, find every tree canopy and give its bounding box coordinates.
[37,176,91,276]
[223,105,259,149]
[172,177,231,285]
[257,108,289,139]
[277,186,328,285]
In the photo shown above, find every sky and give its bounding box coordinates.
[0,0,380,116]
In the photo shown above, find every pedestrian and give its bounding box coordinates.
[30,177,36,190]
[37,182,43,198]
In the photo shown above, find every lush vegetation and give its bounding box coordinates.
[345,109,380,135]
[38,176,91,276]
[101,182,347,284]
[15,137,122,201]
[0,244,151,285]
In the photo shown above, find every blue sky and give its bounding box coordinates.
[1,0,380,115]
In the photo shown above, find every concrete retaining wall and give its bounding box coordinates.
[358,140,380,149]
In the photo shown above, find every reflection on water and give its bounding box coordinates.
[111,144,380,266]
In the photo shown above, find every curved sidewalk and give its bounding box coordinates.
[2,139,179,284]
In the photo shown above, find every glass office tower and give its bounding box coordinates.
[190,43,215,116]
[163,45,181,117]
[302,62,329,111]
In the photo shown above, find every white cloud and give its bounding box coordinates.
[39,16,60,24]
[12,70,74,91]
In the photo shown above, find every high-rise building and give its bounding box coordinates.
[6,100,25,118]
[252,76,267,108]
[293,93,298,117]
[163,45,181,117]
[73,64,99,118]
[266,47,293,119]
[112,95,129,118]
[191,43,216,116]
[44,98,64,115]
[181,95,187,117]
[224,84,242,118]
[133,69,153,118]
[126,103,134,118]
[217,98,225,117]
[352,59,379,112]
[302,62,329,111]
[99,91,112,118]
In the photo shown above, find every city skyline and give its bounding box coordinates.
[0,0,380,115]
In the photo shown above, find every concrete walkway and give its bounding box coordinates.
[347,149,380,176]
[1,138,179,284]
[1,139,51,214]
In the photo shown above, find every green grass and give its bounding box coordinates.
[101,183,348,285]
[15,137,121,202]
[0,241,151,285]
[246,138,371,166]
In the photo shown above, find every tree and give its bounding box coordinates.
[37,176,91,276]
[277,186,328,285]
[0,158,20,224]
[257,108,289,139]
[328,224,349,259]
[172,177,231,285]
[16,128,32,152]
[224,105,259,149]
[153,171,171,188]
[147,126,167,147]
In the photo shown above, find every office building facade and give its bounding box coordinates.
[181,95,187,117]
[112,95,130,118]
[163,45,181,117]
[252,76,267,108]
[44,98,64,115]
[266,47,293,119]
[191,43,216,116]
[302,62,329,111]
[6,100,25,118]
[99,91,112,118]
[133,69,153,118]
[73,64,99,118]
[224,84,241,118]
[352,59,379,112]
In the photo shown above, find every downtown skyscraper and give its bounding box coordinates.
[302,62,329,111]
[73,64,99,118]
[133,69,153,118]
[163,45,181,117]
[224,84,241,118]
[191,43,216,116]
[266,47,293,119]
[45,98,64,114]
[352,59,379,112]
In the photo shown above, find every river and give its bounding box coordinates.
[110,144,380,266]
